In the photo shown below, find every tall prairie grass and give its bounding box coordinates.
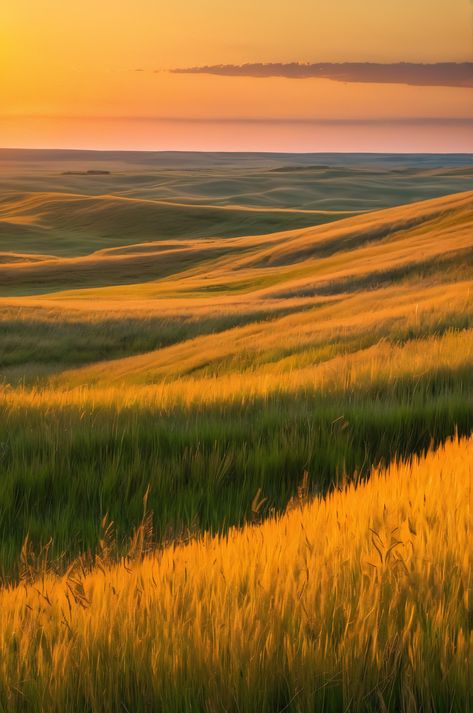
[1,322,471,578]
[0,435,470,712]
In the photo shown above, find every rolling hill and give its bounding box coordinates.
[0,181,471,579]
[0,188,471,297]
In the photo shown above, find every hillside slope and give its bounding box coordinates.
[40,190,472,389]
[0,434,470,712]
[0,190,356,259]
[0,189,471,298]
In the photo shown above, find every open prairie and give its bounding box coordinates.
[0,151,472,711]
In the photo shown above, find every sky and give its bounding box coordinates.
[1,0,472,151]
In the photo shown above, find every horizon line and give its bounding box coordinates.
[2,147,472,156]
[2,116,473,125]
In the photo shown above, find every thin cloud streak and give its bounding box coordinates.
[170,62,473,88]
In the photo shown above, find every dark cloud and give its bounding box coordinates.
[170,62,473,88]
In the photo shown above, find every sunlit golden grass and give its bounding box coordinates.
[2,327,470,413]
[0,435,470,712]
[50,278,473,389]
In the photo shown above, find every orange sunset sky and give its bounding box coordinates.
[2,0,473,151]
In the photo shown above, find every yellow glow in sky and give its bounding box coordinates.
[2,0,472,149]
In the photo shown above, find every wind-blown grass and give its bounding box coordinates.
[0,434,470,712]
[1,326,471,578]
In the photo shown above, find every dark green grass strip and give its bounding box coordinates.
[0,368,471,580]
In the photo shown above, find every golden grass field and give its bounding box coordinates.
[0,435,470,712]
[0,152,472,711]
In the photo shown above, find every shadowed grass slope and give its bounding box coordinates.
[0,191,352,260]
